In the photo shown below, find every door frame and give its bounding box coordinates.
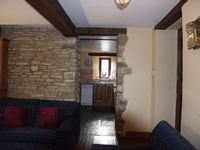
[175,28,183,132]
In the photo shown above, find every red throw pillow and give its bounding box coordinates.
[37,107,60,129]
[1,106,27,127]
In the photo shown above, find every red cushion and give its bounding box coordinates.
[37,107,60,129]
[1,106,27,127]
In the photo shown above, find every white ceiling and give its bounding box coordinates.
[0,0,180,28]
[0,0,49,25]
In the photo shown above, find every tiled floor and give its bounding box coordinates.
[76,106,117,150]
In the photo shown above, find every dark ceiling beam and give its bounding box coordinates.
[76,27,127,36]
[155,0,188,30]
[26,0,76,37]
[88,53,117,56]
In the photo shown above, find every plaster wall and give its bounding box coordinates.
[151,30,177,128]
[123,28,153,132]
[182,0,200,149]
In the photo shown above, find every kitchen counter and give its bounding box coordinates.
[81,79,116,107]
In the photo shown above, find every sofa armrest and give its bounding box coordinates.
[56,118,80,150]
[57,118,77,131]
[0,114,3,122]
[150,121,197,150]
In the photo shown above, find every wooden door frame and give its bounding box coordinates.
[175,28,183,132]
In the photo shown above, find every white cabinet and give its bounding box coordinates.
[81,84,93,106]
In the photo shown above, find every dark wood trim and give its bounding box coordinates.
[0,28,1,37]
[155,0,188,30]
[80,39,117,41]
[88,53,117,56]
[175,28,183,132]
[26,0,76,37]
[77,28,127,35]
[99,58,111,78]
[125,132,150,138]
[117,132,150,146]
[99,59,101,78]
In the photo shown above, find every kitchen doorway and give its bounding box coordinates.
[79,36,117,111]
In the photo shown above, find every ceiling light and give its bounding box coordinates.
[114,0,131,10]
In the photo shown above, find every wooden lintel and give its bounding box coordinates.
[155,0,188,30]
[88,53,117,56]
[26,0,76,37]
[77,27,127,35]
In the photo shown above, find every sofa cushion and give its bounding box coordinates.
[0,141,68,150]
[1,106,27,127]
[0,127,57,144]
[0,97,40,126]
[0,118,77,144]
[38,107,60,129]
[150,121,197,150]
[0,142,51,150]
[38,100,80,125]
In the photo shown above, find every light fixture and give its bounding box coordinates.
[114,0,131,10]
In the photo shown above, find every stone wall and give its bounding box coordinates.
[1,27,128,134]
[2,27,80,101]
[115,34,130,136]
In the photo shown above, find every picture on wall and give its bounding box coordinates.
[196,27,200,47]
[186,17,200,50]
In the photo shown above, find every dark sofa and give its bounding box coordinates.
[0,97,80,150]
[91,121,197,150]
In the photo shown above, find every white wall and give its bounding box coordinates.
[123,28,153,132]
[182,0,200,149]
[122,28,178,133]
[151,30,177,128]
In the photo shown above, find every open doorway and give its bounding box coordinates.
[76,36,119,149]
[79,36,117,111]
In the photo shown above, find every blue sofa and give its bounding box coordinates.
[91,121,197,150]
[0,97,80,150]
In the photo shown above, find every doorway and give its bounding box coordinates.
[79,36,117,110]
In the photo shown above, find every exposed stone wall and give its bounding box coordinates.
[115,34,130,136]
[2,27,80,101]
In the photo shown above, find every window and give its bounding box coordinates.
[99,58,111,78]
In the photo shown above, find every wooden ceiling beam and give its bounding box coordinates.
[77,27,127,36]
[88,53,117,56]
[155,0,188,30]
[26,0,76,37]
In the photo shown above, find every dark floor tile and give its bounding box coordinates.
[76,106,117,150]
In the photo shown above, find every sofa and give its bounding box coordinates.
[91,121,197,150]
[0,97,80,150]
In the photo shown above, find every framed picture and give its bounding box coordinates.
[186,17,200,50]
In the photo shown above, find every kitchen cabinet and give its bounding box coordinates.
[93,84,114,106]
[0,38,9,99]
[105,84,113,103]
